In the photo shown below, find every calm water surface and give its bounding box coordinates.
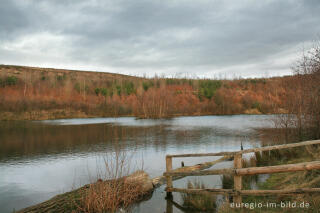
[0,115,273,213]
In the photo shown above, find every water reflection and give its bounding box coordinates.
[0,121,170,163]
[0,115,272,213]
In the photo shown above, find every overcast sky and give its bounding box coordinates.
[1,0,320,78]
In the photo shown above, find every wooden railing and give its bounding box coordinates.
[163,139,320,204]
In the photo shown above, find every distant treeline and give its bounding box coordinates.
[0,65,290,120]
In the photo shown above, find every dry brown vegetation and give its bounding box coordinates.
[18,150,153,213]
[219,44,320,212]
[276,45,320,141]
[0,65,292,120]
[17,171,153,213]
[73,143,152,213]
[181,180,217,212]
[74,171,152,213]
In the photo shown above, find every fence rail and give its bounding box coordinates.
[164,139,320,204]
[164,160,320,177]
[166,139,320,158]
[166,187,320,195]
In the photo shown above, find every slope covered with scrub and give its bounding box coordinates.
[0,65,291,120]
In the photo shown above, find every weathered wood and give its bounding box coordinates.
[167,187,320,195]
[167,187,233,195]
[239,139,320,155]
[164,168,234,176]
[167,139,320,158]
[166,156,173,197]
[125,170,153,192]
[235,160,320,176]
[240,188,320,195]
[164,160,320,177]
[156,156,230,187]
[164,140,320,201]
[166,197,173,213]
[233,154,242,204]
[168,152,234,158]
[17,171,153,213]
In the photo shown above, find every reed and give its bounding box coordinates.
[181,180,217,212]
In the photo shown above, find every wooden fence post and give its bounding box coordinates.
[166,156,173,198]
[233,154,242,204]
[166,196,173,213]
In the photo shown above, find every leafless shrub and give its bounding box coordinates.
[273,42,320,142]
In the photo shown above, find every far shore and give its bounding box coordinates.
[0,109,276,121]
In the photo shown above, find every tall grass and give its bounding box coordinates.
[181,180,217,212]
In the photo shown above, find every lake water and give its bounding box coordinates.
[0,115,274,213]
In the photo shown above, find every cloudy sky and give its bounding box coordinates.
[1,0,320,78]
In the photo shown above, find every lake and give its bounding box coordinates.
[0,115,274,213]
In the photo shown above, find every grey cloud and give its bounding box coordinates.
[0,0,29,39]
[1,0,320,77]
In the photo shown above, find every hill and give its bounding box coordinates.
[0,65,291,120]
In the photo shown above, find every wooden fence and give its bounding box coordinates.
[163,139,320,204]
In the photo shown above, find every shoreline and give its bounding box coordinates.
[17,157,230,213]
[0,110,276,121]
